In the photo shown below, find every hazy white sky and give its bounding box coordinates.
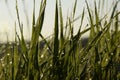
[0,0,119,42]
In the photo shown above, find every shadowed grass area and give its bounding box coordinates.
[0,0,120,80]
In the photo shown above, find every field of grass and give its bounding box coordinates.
[0,0,120,80]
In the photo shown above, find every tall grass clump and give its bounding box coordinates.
[0,0,120,80]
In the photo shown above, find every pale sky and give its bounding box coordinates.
[0,0,119,42]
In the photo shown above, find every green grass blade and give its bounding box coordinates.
[13,22,19,80]
[73,0,77,18]
[59,0,64,49]
[94,1,100,32]
[53,0,60,79]
[77,8,85,36]
[110,1,119,19]
[86,0,95,39]
[28,0,46,79]
[32,0,36,35]
[16,0,28,62]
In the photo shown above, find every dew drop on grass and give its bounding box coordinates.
[98,61,101,64]
[41,54,44,58]
[46,47,49,51]
[47,47,49,50]
[7,53,10,56]
[89,78,92,80]
[118,45,120,48]
[50,64,52,67]
[2,63,5,67]
[110,53,113,56]
[83,57,86,61]
[61,52,64,55]
[0,57,5,62]
[41,73,43,78]
[10,61,12,65]
[0,59,3,62]
[106,58,108,62]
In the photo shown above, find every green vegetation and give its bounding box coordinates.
[0,0,120,80]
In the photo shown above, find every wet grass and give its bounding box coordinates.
[0,0,120,80]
